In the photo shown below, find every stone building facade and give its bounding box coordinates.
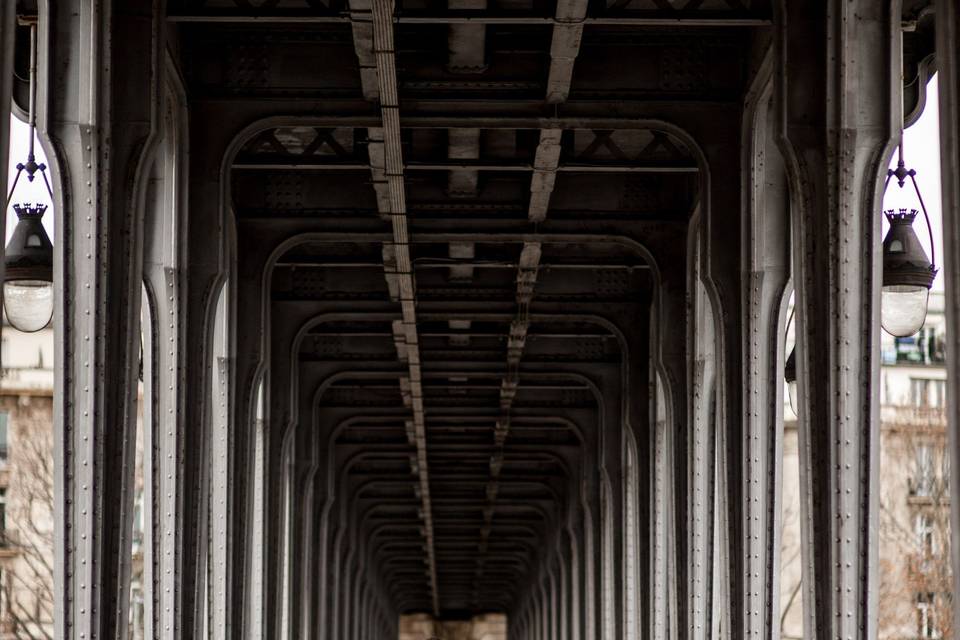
[0,325,145,640]
[0,324,54,639]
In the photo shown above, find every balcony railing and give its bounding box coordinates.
[880,405,948,428]
[908,477,950,501]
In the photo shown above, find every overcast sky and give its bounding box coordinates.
[4,77,946,292]
[5,114,54,242]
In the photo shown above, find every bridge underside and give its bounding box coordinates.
[5,0,960,638]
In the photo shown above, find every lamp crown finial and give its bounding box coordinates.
[11,203,48,219]
[884,208,919,224]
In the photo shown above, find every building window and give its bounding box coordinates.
[941,452,951,497]
[132,489,144,553]
[911,378,947,409]
[0,488,7,544]
[915,513,936,556]
[897,328,948,365]
[0,411,8,463]
[912,444,935,497]
[896,335,925,364]
[917,593,940,639]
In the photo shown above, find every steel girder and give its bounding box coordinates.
[40,0,919,638]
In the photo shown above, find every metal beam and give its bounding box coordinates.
[167,11,772,26]
[362,0,441,616]
[528,129,564,223]
[472,126,567,599]
[232,161,700,173]
[546,0,590,103]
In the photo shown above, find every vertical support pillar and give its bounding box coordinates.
[540,576,549,640]
[264,300,309,639]
[210,306,233,640]
[738,57,791,640]
[650,371,672,640]
[581,432,601,640]
[625,306,651,640]
[231,220,282,640]
[549,562,559,640]
[557,538,570,640]
[567,511,583,640]
[145,264,188,639]
[46,1,161,638]
[775,2,896,640]
[0,1,14,297]
[598,372,625,640]
[297,428,321,640]
[934,3,960,636]
[697,116,746,640]
[648,234,689,640]
[177,101,236,638]
[687,262,717,640]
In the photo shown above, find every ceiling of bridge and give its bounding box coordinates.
[170,0,767,618]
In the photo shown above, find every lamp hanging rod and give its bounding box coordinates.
[885,143,937,270]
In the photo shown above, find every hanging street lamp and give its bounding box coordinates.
[3,18,53,333]
[784,344,797,416]
[782,303,798,415]
[786,146,939,406]
[4,203,53,332]
[880,149,937,337]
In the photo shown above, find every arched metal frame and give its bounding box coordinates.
[34,1,954,639]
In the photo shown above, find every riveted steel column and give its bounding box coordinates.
[0,1,13,294]
[181,101,238,638]
[532,578,541,640]
[624,302,651,640]
[140,61,193,640]
[45,1,161,637]
[598,371,625,640]
[541,574,550,640]
[697,108,768,640]
[287,375,323,639]
[775,2,896,640]
[263,269,309,640]
[688,261,717,640]
[549,560,559,639]
[557,540,570,640]
[232,247,270,639]
[350,551,363,640]
[567,507,583,640]
[582,434,601,640]
[650,249,687,640]
[737,54,790,640]
[296,424,321,640]
[210,310,233,640]
[935,2,960,636]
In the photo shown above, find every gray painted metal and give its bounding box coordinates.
[28,0,938,638]
[935,4,960,640]
[776,2,896,640]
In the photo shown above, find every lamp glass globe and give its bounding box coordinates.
[4,279,53,333]
[880,285,929,337]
